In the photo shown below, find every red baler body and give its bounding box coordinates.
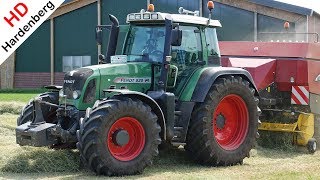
[220,41,320,95]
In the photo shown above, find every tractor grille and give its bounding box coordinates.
[63,68,93,99]
[83,79,96,103]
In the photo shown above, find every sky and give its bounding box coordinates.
[275,0,320,14]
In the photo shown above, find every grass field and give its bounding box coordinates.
[0,93,39,103]
[1,113,320,179]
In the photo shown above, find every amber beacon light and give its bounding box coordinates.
[207,1,214,11]
[148,4,155,12]
[284,21,290,30]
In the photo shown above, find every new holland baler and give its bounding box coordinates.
[220,41,320,153]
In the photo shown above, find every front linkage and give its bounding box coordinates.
[16,97,81,147]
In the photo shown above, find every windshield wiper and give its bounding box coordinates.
[124,54,147,57]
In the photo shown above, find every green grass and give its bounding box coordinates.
[0,113,320,179]
[0,90,46,116]
[0,89,46,103]
[0,89,47,93]
[0,93,39,103]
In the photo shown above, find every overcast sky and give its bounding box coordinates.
[275,0,320,14]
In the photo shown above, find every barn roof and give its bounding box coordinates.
[249,0,319,16]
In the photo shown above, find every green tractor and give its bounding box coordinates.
[16,2,259,176]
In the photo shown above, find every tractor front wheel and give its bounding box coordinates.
[77,97,161,176]
[186,75,259,166]
[17,92,59,126]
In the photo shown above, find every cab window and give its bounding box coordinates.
[204,28,220,65]
[124,25,165,63]
[171,26,202,68]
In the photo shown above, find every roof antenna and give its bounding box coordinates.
[207,1,214,25]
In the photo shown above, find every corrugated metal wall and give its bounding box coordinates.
[100,0,146,54]
[54,3,98,72]
[203,2,254,41]
[153,0,199,14]
[258,14,296,42]
[15,3,98,88]
[16,21,51,72]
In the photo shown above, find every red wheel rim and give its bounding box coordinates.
[212,94,249,151]
[107,117,145,161]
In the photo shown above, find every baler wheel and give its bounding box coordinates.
[185,75,259,166]
[314,115,320,142]
[307,138,316,154]
[77,97,161,176]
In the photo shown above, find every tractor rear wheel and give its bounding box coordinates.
[17,92,59,125]
[77,97,161,176]
[186,75,259,166]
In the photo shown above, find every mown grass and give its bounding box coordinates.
[0,102,25,114]
[0,113,320,179]
[0,115,80,174]
[0,93,317,179]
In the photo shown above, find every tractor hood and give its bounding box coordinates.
[62,62,153,110]
[96,62,153,93]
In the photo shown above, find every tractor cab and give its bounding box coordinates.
[95,4,222,95]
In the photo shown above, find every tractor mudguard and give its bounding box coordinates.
[104,89,167,140]
[44,85,62,91]
[191,67,259,102]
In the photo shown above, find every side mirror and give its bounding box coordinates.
[96,28,103,45]
[171,29,182,46]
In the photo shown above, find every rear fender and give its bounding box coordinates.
[191,67,259,102]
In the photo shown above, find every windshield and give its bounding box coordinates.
[124,25,165,63]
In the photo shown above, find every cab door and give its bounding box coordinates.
[168,25,204,98]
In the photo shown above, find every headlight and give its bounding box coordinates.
[73,90,80,99]
[59,89,64,97]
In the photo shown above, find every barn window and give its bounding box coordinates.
[62,56,91,72]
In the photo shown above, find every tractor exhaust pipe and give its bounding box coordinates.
[106,14,119,63]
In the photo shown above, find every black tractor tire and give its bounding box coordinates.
[17,92,59,126]
[185,75,259,166]
[77,97,161,176]
[307,138,317,154]
[158,141,177,151]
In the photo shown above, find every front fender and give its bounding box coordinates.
[190,67,258,102]
[104,89,166,140]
